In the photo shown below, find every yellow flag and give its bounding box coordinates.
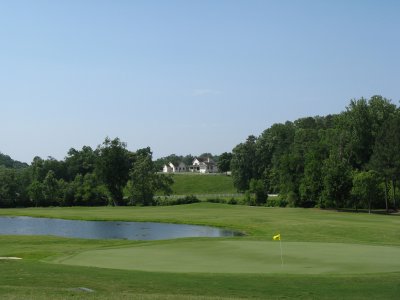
[273,234,281,241]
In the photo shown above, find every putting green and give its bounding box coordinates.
[53,240,400,274]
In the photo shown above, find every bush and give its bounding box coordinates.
[206,198,227,204]
[249,179,268,205]
[266,195,288,207]
[156,195,200,206]
[286,191,298,207]
[227,197,238,205]
[244,191,256,206]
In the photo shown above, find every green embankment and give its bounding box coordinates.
[1,203,400,299]
[161,173,237,195]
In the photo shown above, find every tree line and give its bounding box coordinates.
[2,95,398,211]
[230,95,400,211]
[0,137,172,207]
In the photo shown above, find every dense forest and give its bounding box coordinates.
[0,138,173,207]
[1,95,399,211]
[230,95,400,211]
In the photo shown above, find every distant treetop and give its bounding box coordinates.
[0,153,28,169]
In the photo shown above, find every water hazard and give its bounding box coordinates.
[0,216,240,240]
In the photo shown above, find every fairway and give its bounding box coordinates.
[54,240,400,274]
[2,204,400,299]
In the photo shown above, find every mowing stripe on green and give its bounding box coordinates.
[53,240,400,274]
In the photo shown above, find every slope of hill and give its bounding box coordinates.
[167,173,236,195]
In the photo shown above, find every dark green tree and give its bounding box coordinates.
[0,167,19,207]
[81,173,108,206]
[126,148,173,206]
[182,154,195,166]
[42,170,59,206]
[217,152,232,173]
[96,137,131,206]
[30,156,48,182]
[298,126,331,207]
[231,135,259,191]
[369,114,400,210]
[249,178,268,206]
[65,146,98,180]
[299,149,324,207]
[321,153,352,208]
[256,122,295,193]
[338,98,373,168]
[351,170,382,213]
[368,95,397,140]
[28,180,44,207]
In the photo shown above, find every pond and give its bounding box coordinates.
[0,216,240,240]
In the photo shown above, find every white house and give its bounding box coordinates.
[163,157,219,173]
[189,157,218,173]
[162,163,173,173]
[162,162,187,173]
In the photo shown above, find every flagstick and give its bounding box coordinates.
[279,239,284,267]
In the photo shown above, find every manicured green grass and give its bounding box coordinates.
[55,240,400,274]
[164,173,236,195]
[1,203,400,299]
[3,254,400,299]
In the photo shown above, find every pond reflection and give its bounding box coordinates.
[0,216,240,240]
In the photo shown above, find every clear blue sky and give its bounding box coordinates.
[1,0,399,163]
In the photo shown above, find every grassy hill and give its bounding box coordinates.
[161,173,237,195]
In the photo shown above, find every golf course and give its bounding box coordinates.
[1,203,400,299]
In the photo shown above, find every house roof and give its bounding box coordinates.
[193,157,215,165]
[168,161,186,168]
